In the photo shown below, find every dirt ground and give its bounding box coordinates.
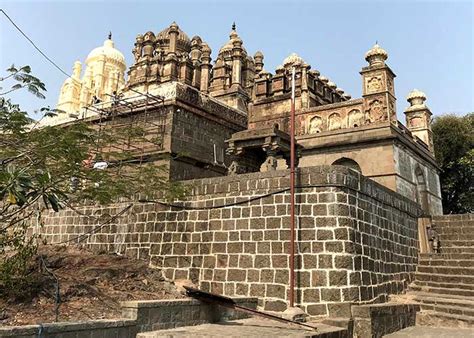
[0,245,183,326]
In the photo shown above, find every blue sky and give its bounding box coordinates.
[1,0,473,119]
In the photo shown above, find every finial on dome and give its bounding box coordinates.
[406,89,427,107]
[232,22,236,31]
[365,42,388,66]
[108,31,112,40]
[283,53,305,67]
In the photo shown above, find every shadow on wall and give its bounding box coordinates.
[331,157,362,174]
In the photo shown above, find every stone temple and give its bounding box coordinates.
[52,23,441,216]
[39,23,463,325]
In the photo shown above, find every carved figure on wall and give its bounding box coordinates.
[347,109,364,128]
[260,154,278,172]
[308,115,322,134]
[228,160,246,175]
[367,99,386,122]
[367,76,382,93]
[328,112,342,131]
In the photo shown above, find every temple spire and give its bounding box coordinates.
[108,31,112,40]
[232,22,236,31]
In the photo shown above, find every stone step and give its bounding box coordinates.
[440,240,474,247]
[440,246,474,254]
[433,221,474,228]
[412,292,474,309]
[412,280,474,291]
[433,227,474,235]
[415,272,474,285]
[438,234,474,241]
[416,310,474,328]
[417,302,474,318]
[409,284,474,298]
[420,252,474,260]
[418,259,472,267]
[433,214,474,221]
[417,265,474,276]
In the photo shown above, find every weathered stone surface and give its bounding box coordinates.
[36,166,420,317]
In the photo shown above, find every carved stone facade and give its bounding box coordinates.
[51,23,442,214]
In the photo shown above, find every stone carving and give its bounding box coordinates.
[260,154,278,172]
[367,75,382,93]
[228,160,247,175]
[367,99,386,122]
[308,116,322,134]
[409,116,424,128]
[328,113,342,130]
[348,109,364,128]
[387,77,393,92]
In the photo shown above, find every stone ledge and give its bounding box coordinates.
[120,296,257,309]
[0,319,137,336]
[352,303,420,318]
[0,297,258,338]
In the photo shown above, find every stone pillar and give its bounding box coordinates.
[254,51,264,73]
[231,39,243,87]
[301,63,310,108]
[169,22,179,54]
[190,37,202,89]
[200,43,212,93]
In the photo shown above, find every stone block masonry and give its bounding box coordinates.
[38,165,421,317]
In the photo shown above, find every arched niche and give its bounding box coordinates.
[308,116,322,134]
[347,109,364,128]
[332,157,362,173]
[328,113,342,130]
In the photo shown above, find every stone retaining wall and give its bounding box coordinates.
[38,165,421,317]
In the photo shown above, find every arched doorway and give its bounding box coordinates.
[332,157,362,173]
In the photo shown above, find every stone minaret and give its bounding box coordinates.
[360,43,397,123]
[404,89,434,153]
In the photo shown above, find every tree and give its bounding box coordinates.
[0,65,184,299]
[432,113,474,214]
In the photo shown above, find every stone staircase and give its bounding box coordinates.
[408,214,474,328]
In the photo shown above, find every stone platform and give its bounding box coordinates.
[137,317,348,337]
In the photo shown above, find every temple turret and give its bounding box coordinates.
[360,43,397,124]
[208,23,251,111]
[404,89,434,152]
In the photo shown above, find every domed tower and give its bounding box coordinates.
[127,22,209,89]
[80,33,126,106]
[54,33,126,123]
[208,23,254,112]
[360,43,397,124]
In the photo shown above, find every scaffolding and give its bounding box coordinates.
[80,88,168,166]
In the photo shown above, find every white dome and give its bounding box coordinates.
[86,38,126,67]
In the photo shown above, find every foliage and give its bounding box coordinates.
[0,65,185,300]
[432,113,474,214]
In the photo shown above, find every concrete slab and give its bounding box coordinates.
[384,326,474,338]
[137,317,347,337]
